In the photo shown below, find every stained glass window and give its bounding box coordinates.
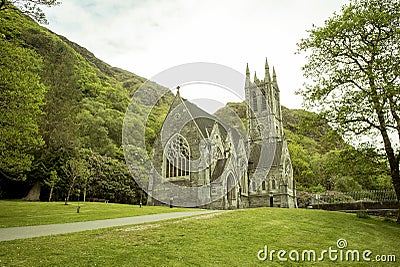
[165,134,190,178]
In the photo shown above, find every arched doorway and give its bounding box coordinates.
[227,174,235,208]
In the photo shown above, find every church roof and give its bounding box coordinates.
[211,158,227,182]
[168,90,228,141]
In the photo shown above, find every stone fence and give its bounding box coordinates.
[304,190,399,218]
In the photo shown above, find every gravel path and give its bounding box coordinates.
[0,210,219,242]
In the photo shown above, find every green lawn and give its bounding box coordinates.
[0,208,399,266]
[0,200,193,227]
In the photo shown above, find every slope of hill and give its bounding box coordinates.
[0,7,172,202]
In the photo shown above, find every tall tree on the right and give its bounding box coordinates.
[297,0,400,222]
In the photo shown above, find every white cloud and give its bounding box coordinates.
[44,0,348,109]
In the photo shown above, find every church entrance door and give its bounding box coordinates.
[227,175,235,208]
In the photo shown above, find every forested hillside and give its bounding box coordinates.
[0,7,172,203]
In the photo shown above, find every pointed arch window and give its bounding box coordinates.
[271,179,276,190]
[164,134,190,178]
[261,180,266,191]
[252,180,257,192]
[227,174,236,203]
[252,91,258,112]
[261,93,267,111]
[241,172,247,194]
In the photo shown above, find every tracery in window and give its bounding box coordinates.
[241,173,247,194]
[261,94,267,111]
[252,91,258,112]
[164,134,190,178]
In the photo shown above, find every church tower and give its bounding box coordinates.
[245,58,295,208]
[245,58,283,143]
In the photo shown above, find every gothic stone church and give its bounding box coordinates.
[147,59,296,209]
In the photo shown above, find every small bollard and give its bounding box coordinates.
[77,205,80,213]
[139,201,142,208]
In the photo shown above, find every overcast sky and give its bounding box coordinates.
[43,0,348,112]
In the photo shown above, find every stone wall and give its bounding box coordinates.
[249,195,270,208]
[313,201,398,211]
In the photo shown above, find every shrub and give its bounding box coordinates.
[356,210,370,219]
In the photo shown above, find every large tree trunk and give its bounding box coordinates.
[385,149,400,223]
[397,201,400,223]
[22,181,41,201]
[374,103,400,223]
[392,169,400,223]
[387,157,400,223]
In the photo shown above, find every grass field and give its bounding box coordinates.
[0,200,193,227]
[0,207,399,266]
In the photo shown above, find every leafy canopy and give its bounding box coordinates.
[0,41,46,177]
[0,0,60,24]
[298,0,399,142]
[297,0,400,219]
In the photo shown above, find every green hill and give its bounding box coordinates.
[0,7,172,203]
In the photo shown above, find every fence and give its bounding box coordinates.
[313,189,398,204]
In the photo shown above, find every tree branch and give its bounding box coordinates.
[388,96,400,146]
[0,0,6,10]
[341,116,380,131]
[369,73,397,172]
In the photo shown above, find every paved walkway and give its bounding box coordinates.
[0,210,219,242]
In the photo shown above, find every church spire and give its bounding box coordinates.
[254,71,258,83]
[272,66,282,136]
[265,57,271,83]
[272,67,279,92]
[246,63,250,80]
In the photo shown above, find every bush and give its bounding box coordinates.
[333,176,362,192]
[320,193,354,203]
[296,191,313,208]
[356,210,370,219]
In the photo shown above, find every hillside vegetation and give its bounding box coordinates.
[0,7,172,203]
[282,107,392,192]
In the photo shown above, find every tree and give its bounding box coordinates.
[0,41,45,179]
[85,151,140,204]
[44,170,59,202]
[62,158,88,205]
[26,33,82,200]
[0,0,60,24]
[297,0,400,222]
